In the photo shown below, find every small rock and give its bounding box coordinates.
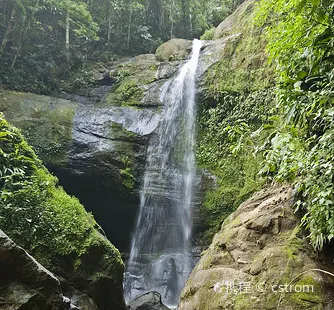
[127,292,171,310]
[249,258,265,275]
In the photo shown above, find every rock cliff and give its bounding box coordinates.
[0,42,195,251]
[179,186,334,310]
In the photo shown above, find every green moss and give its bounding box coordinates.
[234,293,259,310]
[150,64,159,71]
[110,122,138,140]
[106,79,144,107]
[103,56,159,107]
[202,2,275,95]
[230,215,242,227]
[200,186,239,242]
[204,33,273,94]
[120,155,135,190]
[280,275,323,309]
[198,151,264,244]
[112,58,158,85]
[30,107,75,164]
[116,80,144,106]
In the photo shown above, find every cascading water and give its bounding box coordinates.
[124,39,202,307]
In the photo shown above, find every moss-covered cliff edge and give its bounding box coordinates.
[196,0,334,250]
[0,114,126,309]
[194,0,275,243]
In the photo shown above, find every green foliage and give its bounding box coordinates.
[199,152,262,243]
[254,0,334,250]
[197,89,274,170]
[0,0,248,93]
[0,114,110,267]
[120,155,135,190]
[200,185,239,243]
[115,80,144,106]
[197,90,274,242]
[0,0,99,94]
[114,66,131,83]
[200,28,215,40]
[56,0,99,40]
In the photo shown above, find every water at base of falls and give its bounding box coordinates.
[124,39,202,307]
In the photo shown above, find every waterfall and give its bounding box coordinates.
[124,39,202,307]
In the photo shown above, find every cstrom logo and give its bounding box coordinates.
[213,280,314,295]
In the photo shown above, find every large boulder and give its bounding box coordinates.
[155,39,192,62]
[213,0,256,39]
[60,231,126,310]
[127,292,171,310]
[0,229,75,310]
[105,54,164,108]
[179,186,334,310]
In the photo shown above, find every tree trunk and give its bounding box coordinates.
[127,9,132,53]
[181,0,188,38]
[0,7,15,57]
[107,1,112,44]
[189,7,193,37]
[158,0,164,33]
[11,15,27,68]
[65,9,70,63]
[170,0,174,39]
[11,0,41,68]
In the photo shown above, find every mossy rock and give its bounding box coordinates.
[179,187,334,310]
[200,0,274,95]
[110,54,159,86]
[0,91,77,165]
[105,54,161,107]
[114,80,144,107]
[202,32,273,94]
[213,0,256,39]
[201,28,216,41]
[0,115,126,309]
[155,39,192,62]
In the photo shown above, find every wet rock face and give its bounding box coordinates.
[178,186,334,310]
[127,291,171,310]
[0,229,75,310]
[0,91,160,251]
[60,105,161,250]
